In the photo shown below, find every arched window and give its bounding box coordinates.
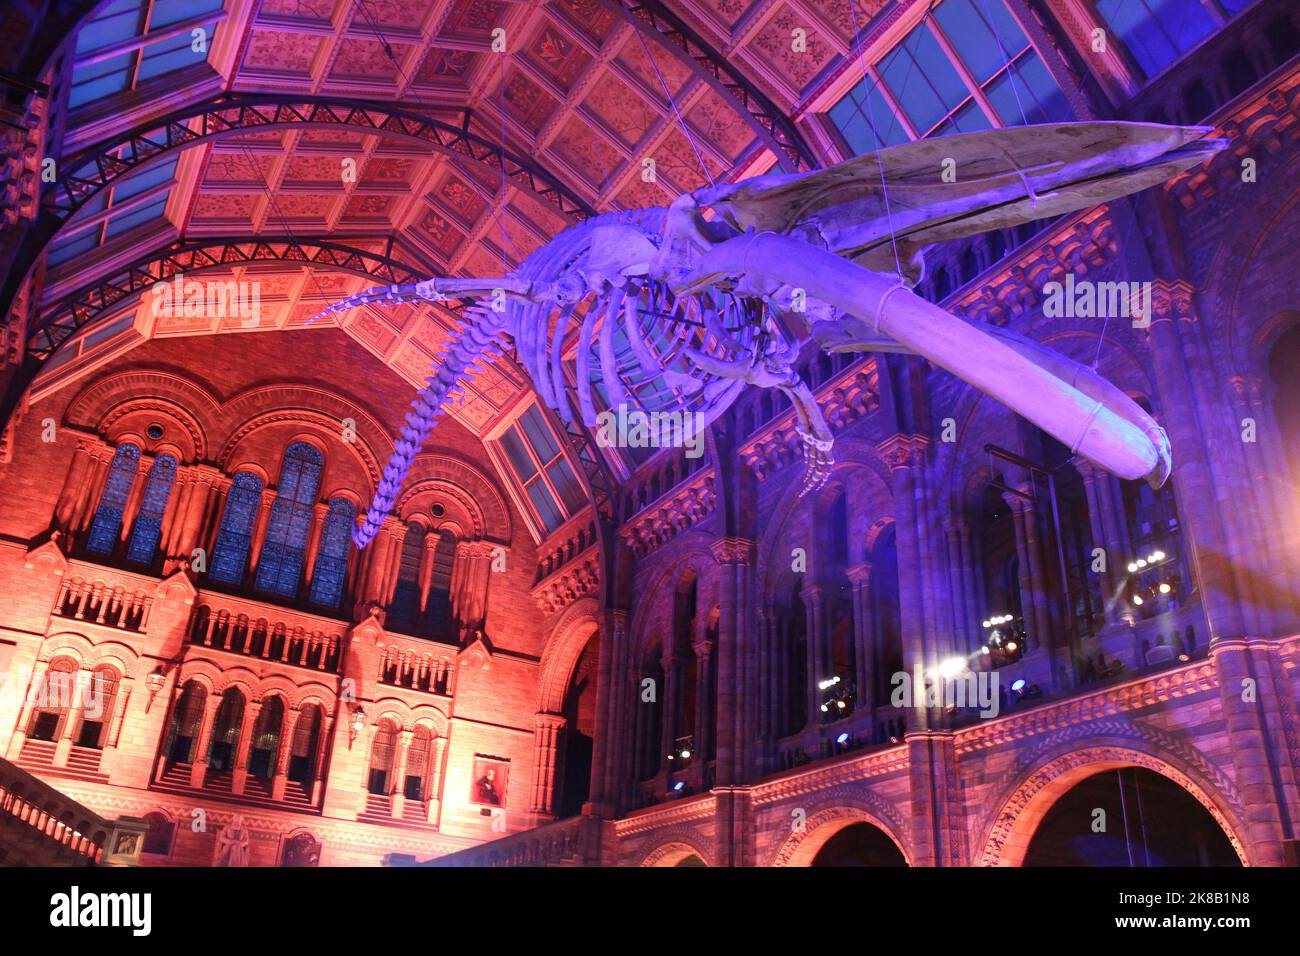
[74,666,120,749]
[403,726,434,802]
[426,530,456,636]
[205,689,245,773]
[26,657,79,742]
[288,705,322,791]
[209,472,264,586]
[388,523,457,639]
[141,812,176,857]
[247,696,284,781]
[254,442,324,599]
[85,443,141,555]
[308,497,355,609]
[387,522,427,635]
[367,721,397,795]
[125,454,178,565]
[163,680,206,764]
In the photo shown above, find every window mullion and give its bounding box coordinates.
[865,62,920,142]
[926,18,1004,129]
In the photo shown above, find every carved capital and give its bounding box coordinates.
[709,536,755,566]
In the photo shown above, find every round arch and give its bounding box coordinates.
[770,806,911,867]
[537,598,602,716]
[639,839,714,867]
[978,746,1250,866]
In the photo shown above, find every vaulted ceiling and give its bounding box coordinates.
[36,0,896,439]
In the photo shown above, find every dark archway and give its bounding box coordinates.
[556,632,600,819]
[1023,767,1241,866]
[810,823,909,867]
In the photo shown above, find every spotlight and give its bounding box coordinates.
[982,620,991,629]
[1011,679,1026,693]
[680,749,691,759]
[836,700,846,709]
[672,781,685,792]
[937,656,968,679]
[820,703,829,712]
[1133,594,1144,606]
[1127,562,1138,573]
[1158,582,1171,594]
[980,646,991,655]
[1152,550,1165,561]
[836,732,850,745]
[1136,558,1147,569]
[1005,642,1017,652]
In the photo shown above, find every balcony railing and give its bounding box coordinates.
[187,592,345,673]
[0,756,110,865]
[52,561,159,633]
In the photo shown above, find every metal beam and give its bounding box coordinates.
[1,93,598,334]
[27,234,433,360]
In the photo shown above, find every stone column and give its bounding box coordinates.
[53,667,89,765]
[391,729,412,816]
[231,701,261,795]
[583,607,627,819]
[801,584,826,729]
[881,434,930,729]
[53,439,93,534]
[658,648,680,774]
[302,503,328,587]
[529,712,567,817]
[118,454,154,548]
[451,540,494,638]
[247,496,274,576]
[73,443,114,535]
[691,639,714,777]
[270,707,297,800]
[846,563,874,714]
[427,735,447,824]
[1076,460,1130,627]
[310,717,333,805]
[189,694,223,788]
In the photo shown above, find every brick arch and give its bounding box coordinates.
[639,839,713,867]
[978,744,1251,867]
[37,632,94,667]
[367,697,416,731]
[537,597,601,715]
[396,479,487,543]
[768,794,912,867]
[411,706,449,738]
[65,370,220,454]
[628,540,717,659]
[399,452,512,544]
[216,393,390,494]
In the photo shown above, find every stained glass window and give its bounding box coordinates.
[308,497,355,609]
[209,472,263,586]
[254,442,323,599]
[86,443,142,555]
[125,453,178,564]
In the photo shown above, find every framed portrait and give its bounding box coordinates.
[469,755,509,808]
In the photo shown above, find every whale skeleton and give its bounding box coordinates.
[313,121,1224,549]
